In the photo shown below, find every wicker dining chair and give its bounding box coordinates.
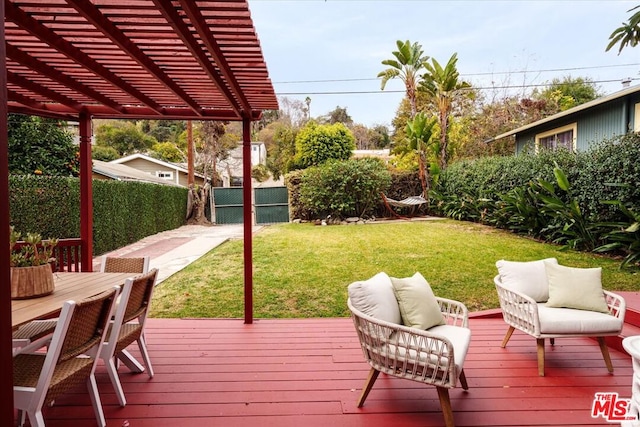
[100,268,159,407]
[13,287,119,427]
[100,255,150,274]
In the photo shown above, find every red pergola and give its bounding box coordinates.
[0,1,278,424]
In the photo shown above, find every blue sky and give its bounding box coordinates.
[248,0,640,128]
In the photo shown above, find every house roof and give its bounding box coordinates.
[490,84,640,141]
[93,159,181,186]
[111,153,206,178]
[4,0,278,121]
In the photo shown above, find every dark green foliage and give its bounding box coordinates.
[433,133,640,266]
[91,145,120,162]
[10,176,187,255]
[8,114,79,176]
[298,158,391,219]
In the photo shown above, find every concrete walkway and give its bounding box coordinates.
[93,224,263,283]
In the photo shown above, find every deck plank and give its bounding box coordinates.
[29,316,635,427]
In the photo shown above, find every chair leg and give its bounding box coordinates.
[436,386,455,427]
[501,326,515,348]
[118,349,145,373]
[597,337,614,373]
[537,338,545,377]
[357,368,380,408]
[106,357,127,406]
[137,336,154,378]
[87,374,107,427]
[458,369,469,390]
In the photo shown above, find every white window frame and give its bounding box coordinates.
[535,122,577,152]
[634,103,640,133]
[155,170,174,180]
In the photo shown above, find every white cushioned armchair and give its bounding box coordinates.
[494,258,626,376]
[347,272,471,427]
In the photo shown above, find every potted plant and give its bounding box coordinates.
[10,226,58,299]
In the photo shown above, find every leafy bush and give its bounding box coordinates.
[298,158,391,219]
[293,122,356,169]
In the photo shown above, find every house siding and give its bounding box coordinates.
[515,93,640,154]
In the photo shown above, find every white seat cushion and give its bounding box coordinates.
[537,304,623,334]
[347,272,401,325]
[388,325,471,372]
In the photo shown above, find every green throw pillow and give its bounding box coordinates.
[544,261,609,313]
[391,272,445,330]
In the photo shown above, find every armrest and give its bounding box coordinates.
[604,290,626,320]
[494,275,541,337]
[436,296,469,328]
[348,299,462,387]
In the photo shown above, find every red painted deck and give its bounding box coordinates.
[26,315,637,427]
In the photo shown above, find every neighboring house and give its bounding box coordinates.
[110,153,208,187]
[92,160,181,186]
[217,142,267,187]
[491,84,640,154]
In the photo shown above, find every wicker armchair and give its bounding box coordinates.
[100,268,159,407]
[347,272,471,427]
[495,259,626,376]
[100,255,150,274]
[13,287,119,427]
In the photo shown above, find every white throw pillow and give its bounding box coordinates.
[391,272,445,330]
[347,272,401,325]
[496,258,558,302]
[544,261,609,313]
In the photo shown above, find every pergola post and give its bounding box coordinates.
[0,0,14,423]
[78,112,93,272]
[242,116,253,324]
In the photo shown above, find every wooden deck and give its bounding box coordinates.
[30,313,637,427]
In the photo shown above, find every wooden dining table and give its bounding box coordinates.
[11,272,133,329]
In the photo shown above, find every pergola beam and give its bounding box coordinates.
[7,71,83,112]
[65,0,205,117]
[152,0,242,118]
[6,44,123,114]
[5,0,165,116]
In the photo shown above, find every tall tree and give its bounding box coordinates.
[606,5,640,54]
[533,76,601,112]
[378,40,429,117]
[8,114,79,176]
[405,112,437,196]
[293,122,355,169]
[419,53,470,170]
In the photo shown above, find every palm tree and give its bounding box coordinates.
[606,5,640,54]
[419,53,470,170]
[378,40,429,117]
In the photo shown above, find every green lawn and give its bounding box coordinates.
[150,219,640,319]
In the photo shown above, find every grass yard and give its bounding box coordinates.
[150,219,640,319]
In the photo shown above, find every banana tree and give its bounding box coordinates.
[419,53,470,170]
[405,112,437,197]
[378,40,429,118]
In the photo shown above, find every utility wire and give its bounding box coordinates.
[273,63,640,85]
[276,77,640,96]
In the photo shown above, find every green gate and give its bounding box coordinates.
[211,186,289,225]
[212,187,243,224]
[255,186,289,224]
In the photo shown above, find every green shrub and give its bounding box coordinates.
[298,158,391,219]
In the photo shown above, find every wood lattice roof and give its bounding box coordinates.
[4,0,278,121]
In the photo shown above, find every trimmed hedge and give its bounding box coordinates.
[433,133,640,258]
[10,176,187,255]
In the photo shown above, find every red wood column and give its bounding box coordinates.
[0,0,14,423]
[242,116,253,324]
[78,112,93,272]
